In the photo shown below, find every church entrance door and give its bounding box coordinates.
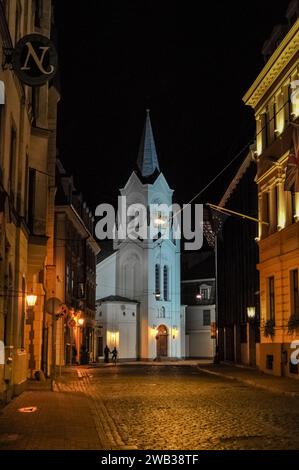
[156,325,168,357]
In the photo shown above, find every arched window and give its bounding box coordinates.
[155,264,160,298]
[161,307,166,318]
[163,266,169,301]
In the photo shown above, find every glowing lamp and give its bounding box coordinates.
[154,217,167,226]
[247,306,256,319]
[26,293,37,307]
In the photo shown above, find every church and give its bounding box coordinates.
[96,110,186,360]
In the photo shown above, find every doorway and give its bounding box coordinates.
[156,324,168,357]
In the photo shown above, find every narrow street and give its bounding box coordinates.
[1,364,299,450]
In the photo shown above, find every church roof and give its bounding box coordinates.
[137,109,160,177]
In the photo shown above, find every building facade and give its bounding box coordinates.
[0,0,59,402]
[243,1,299,376]
[54,160,99,368]
[96,296,138,360]
[217,152,260,367]
[181,251,216,359]
[96,111,184,360]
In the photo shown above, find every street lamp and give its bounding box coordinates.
[76,314,85,364]
[247,306,256,320]
[154,291,161,300]
[26,290,37,379]
[26,292,37,307]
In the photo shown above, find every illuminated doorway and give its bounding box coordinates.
[156,324,168,357]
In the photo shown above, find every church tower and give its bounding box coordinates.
[115,110,182,359]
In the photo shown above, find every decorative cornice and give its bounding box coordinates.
[243,19,299,109]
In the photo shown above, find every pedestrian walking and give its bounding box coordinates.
[111,347,118,364]
[104,345,110,363]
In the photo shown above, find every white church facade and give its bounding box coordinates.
[96,110,185,360]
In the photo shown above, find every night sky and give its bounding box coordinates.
[54,0,290,211]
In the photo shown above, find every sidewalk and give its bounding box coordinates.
[0,367,137,450]
[0,368,102,450]
[197,363,299,397]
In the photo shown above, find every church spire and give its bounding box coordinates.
[137,109,160,177]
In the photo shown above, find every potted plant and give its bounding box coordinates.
[264,319,275,338]
[288,314,299,334]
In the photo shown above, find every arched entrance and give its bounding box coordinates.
[156,324,168,357]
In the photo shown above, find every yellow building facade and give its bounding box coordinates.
[244,15,299,377]
[0,0,59,401]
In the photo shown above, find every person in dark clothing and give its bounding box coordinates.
[104,345,110,363]
[111,347,118,364]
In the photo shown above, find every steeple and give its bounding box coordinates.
[137,109,160,177]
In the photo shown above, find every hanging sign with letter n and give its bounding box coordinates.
[11,34,58,87]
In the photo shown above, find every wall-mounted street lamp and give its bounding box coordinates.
[172,325,178,340]
[26,290,37,379]
[247,306,256,320]
[78,318,84,327]
[154,216,167,226]
[154,291,161,300]
[26,292,37,307]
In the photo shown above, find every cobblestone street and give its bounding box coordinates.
[1,364,299,450]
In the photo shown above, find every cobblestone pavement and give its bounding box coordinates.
[79,365,299,450]
[1,364,299,450]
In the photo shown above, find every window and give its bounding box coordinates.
[262,192,270,237]
[200,287,209,300]
[291,186,297,221]
[155,264,160,297]
[27,168,36,231]
[261,112,268,150]
[66,265,70,293]
[288,83,293,120]
[274,185,278,228]
[78,282,85,298]
[33,0,42,28]
[203,310,211,326]
[266,354,274,370]
[273,102,277,135]
[290,269,299,318]
[15,1,21,45]
[163,266,169,301]
[71,270,74,295]
[268,276,275,323]
[9,126,17,201]
[161,307,165,319]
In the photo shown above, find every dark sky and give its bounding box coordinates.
[54,0,290,211]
